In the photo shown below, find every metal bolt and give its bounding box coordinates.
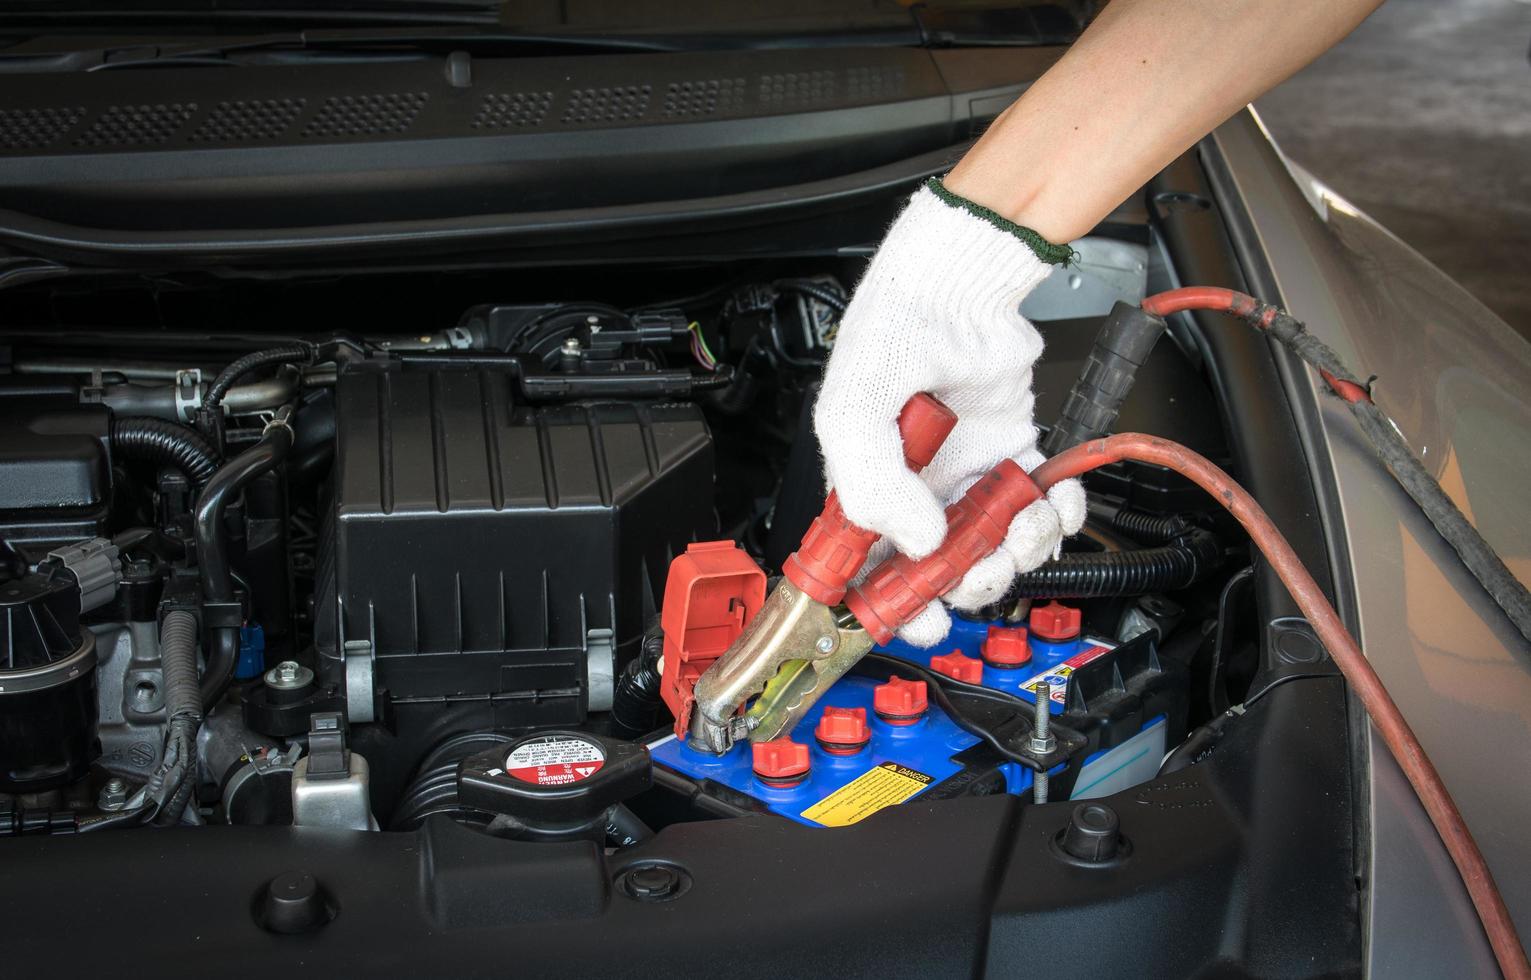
[815,635,836,655]
[1031,680,1056,804]
[562,337,582,354]
[98,778,130,811]
[264,660,314,691]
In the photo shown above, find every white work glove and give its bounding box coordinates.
[815,178,1087,648]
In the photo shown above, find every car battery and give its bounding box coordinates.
[650,601,1187,826]
[651,673,1038,828]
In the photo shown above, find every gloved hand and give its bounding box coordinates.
[815,178,1087,647]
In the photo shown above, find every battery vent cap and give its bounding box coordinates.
[815,707,871,755]
[873,677,928,725]
[752,739,811,787]
[930,650,983,684]
[981,625,1031,668]
[1029,601,1082,642]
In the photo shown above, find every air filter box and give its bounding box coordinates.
[317,361,713,728]
[0,380,111,559]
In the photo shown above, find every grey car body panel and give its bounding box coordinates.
[1212,108,1531,976]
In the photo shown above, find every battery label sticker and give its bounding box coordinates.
[801,762,933,828]
[504,735,606,786]
[1020,643,1114,704]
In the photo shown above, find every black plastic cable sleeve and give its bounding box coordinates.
[1040,301,1168,456]
[109,416,219,487]
[1003,528,1220,600]
[201,345,311,416]
[153,609,202,825]
[610,623,665,735]
[195,408,294,707]
[1106,506,1192,545]
[198,344,312,448]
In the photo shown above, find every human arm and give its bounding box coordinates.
[815,0,1385,646]
[946,0,1386,241]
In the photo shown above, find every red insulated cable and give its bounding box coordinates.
[1142,287,1371,401]
[1141,285,1263,320]
[1030,435,1529,979]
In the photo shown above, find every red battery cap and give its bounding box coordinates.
[1029,601,1083,642]
[873,677,929,725]
[752,738,811,786]
[981,625,1031,667]
[815,707,871,755]
[930,650,984,684]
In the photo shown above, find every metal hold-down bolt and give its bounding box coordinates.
[98,777,129,811]
[562,337,582,355]
[1031,680,1056,804]
[264,660,314,692]
[815,635,836,655]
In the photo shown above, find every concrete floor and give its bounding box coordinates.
[1256,0,1531,341]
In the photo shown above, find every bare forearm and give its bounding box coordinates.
[945,0,1383,243]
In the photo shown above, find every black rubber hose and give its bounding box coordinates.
[1003,528,1221,600]
[610,623,665,736]
[109,416,219,487]
[195,407,294,708]
[152,609,203,825]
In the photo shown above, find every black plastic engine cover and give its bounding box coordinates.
[0,380,111,558]
[317,361,713,728]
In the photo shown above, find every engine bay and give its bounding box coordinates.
[0,215,1379,978]
[0,248,1263,843]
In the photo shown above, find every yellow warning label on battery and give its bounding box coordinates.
[801,762,933,828]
